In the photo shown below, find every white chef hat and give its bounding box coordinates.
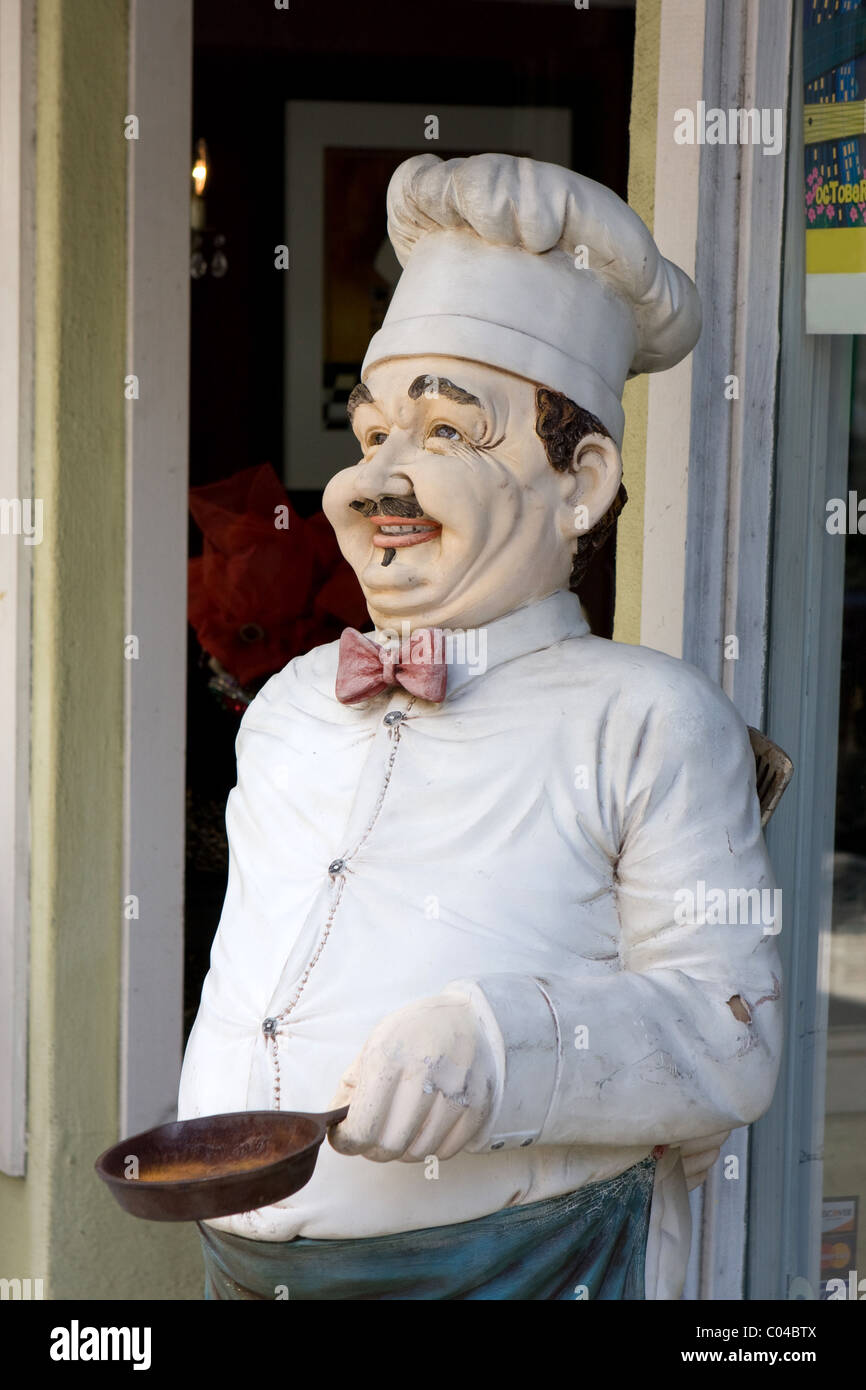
[361,154,701,448]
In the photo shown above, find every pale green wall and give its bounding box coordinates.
[0,0,200,1299]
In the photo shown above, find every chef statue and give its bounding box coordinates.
[179,153,783,1301]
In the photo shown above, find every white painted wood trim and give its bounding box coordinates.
[121,0,192,1136]
[639,0,705,659]
[0,0,35,1178]
[681,0,791,717]
[682,0,794,1302]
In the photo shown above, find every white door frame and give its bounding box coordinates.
[683,0,794,1304]
[120,0,193,1136]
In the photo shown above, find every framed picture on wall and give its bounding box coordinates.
[284,100,571,490]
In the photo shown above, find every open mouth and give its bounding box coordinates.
[370,515,442,549]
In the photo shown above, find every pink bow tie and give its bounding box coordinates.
[335,627,448,705]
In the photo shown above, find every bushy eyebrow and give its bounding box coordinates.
[346,382,373,423]
[408,375,481,407]
[347,374,484,429]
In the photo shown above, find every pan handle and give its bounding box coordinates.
[318,1105,350,1127]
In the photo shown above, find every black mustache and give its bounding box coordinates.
[349,495,425,519]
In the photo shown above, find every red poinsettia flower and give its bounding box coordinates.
[188,463,368,686]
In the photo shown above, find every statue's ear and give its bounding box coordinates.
[563,432,623,533]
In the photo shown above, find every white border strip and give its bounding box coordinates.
[121,0,192,1136]
[640,0,706,659]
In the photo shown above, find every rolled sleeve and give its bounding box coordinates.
[442,975,560,1151]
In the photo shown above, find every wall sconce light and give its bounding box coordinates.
[190,138,228,280]
[192,139,208,200]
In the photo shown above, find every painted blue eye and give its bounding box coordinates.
[367,431,388,447]
[430,424,462,441]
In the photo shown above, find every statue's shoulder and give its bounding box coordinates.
[569,633,745,736]
[239,637,342,731]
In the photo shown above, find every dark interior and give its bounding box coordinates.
[184,0,636,1034]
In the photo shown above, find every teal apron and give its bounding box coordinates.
[198,1155,656,1301]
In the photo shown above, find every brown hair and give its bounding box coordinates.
[534,388,628,593]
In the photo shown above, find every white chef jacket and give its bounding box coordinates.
[179,588,783,1298]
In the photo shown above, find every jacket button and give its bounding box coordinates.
[328,858,346,875]
[384,710,404,726]
[262,1017,278,1037]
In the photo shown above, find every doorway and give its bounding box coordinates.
[182,0,637,1039]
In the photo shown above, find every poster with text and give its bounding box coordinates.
[805,0,866,331]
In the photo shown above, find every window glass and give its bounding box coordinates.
[822,336,866,1297]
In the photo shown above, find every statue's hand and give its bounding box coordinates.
[327,995,498,1163]
[678,1130,732,1190]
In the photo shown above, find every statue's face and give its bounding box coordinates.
[322,355,622,632]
